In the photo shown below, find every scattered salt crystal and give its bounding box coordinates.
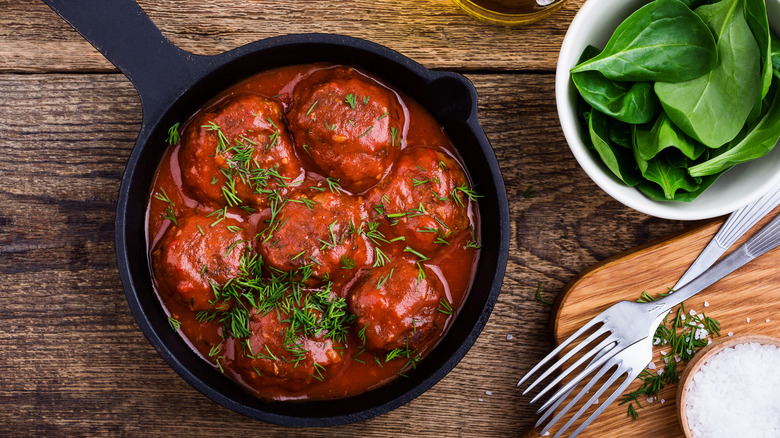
[674,355,681,363]
[728,332,734,336]
[657,368,664,375]
[592,398,599,405]
[647,397,654,404]
[485,390,493,395]
[707,339,712,345]
[685,342,780,438]
[542,431,550,437]
[660,351,667,356]
[660,399,666,404]
[690,309,697,316]
[647,362,656,370]
[704,301,709,307]
[653,337,661,346]
[746,317,751,323]
[681,314,687,321]
[664,357,670,364]
[478,398,483,402]
[767,319,771,323]
[506,334,513,340]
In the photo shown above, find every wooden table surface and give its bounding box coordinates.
[0,0,703,436]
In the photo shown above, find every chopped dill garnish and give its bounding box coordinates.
[403,246,429,261]
[534,281,552,306]
[167,317,181,331]
[345,94,358,109]
[306,100,318,116]
[376,268,395,289]
[166,122,180,145]
[373,247,390,267]
[437,298,453,315]
[153,188,178,226]
[620,292,722,419]
[358,126,373,138]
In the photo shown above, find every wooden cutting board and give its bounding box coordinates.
[533,208,780,437]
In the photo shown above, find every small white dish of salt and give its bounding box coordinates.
[677,334,780,438]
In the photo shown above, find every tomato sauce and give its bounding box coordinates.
[146,63,480,400]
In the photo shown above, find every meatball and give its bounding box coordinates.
[367,146,472,254]
[152,213,251,311]
[348,262,448,351]
[233,306,345,392]
[288,67,406,193]
[257,189,371,280]
[179,93,302,209]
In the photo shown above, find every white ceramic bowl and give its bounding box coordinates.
[556,0,780,220]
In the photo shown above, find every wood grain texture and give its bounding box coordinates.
[0,0,581,73]
[544,211,780,437]
[0,0,707,435]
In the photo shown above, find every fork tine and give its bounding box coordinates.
[516,315,606,388]
[551,361,626,438]
[522,324,611,396]
[537,352,612,434]
[531,334,618,407]
[566,367,641,438]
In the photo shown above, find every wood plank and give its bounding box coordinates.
[1,0,583,73]
[0,72,690,435]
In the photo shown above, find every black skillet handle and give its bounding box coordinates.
[42,0,212,127]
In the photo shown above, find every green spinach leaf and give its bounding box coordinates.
[689,76,780,176]
[635,150,701,200]
[743,0,772,120]
[589,110,642,186]
[571,0,717,82]
[573,72,657,124]
[637,172,721,201]
[609,120,633,149]
[572,44,658,123]
[655,0,761,148]
[633,113,705,160]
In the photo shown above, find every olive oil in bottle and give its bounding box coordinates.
[453,0,568,25]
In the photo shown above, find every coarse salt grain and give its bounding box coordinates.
[767,319,771,323]
[660,399,665,404]
[485,390,492,396]
[685,342,780,438]
[690,309,697,316]
[506,334,513,340]
[647,362,656,370]
[728,332,734,336]
[747,317,751,323]
[704,301,709,307]
[478,398,483,402]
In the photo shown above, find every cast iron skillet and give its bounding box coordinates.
[44,0,510,426]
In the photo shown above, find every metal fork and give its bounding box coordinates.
[532,183,780,435]
[517,210,780,437]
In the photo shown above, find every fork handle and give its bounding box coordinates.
[654,211,780,312]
